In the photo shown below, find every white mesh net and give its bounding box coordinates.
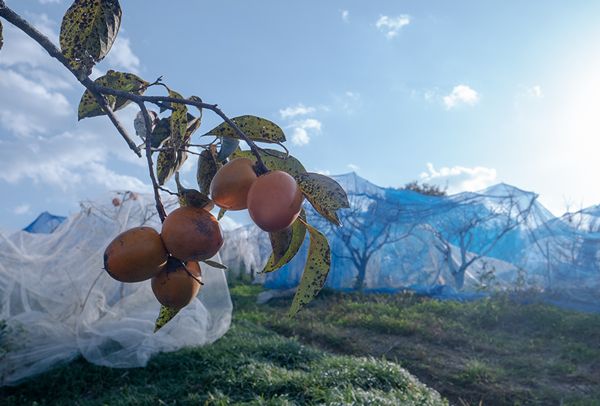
[0,192,232,386]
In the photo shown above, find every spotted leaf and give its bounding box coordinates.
[297,172,349,226]
[288,222,331,317]
[263,210,307,273]
[78,70,148,120]
[196,148,220,195]
[168,89,188,146]
[60,0,121,75]
[204,116,285,143]
[231,148,306,179]
[154,305,179,332]
[157,143,187,186]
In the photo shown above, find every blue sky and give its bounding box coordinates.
[1,1,600,231]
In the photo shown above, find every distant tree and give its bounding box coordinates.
[403,181,447,197]
[422,192,536,289]
[315,192,415,290]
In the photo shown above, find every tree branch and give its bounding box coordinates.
[93,86,269,173]
[0,4,142,158]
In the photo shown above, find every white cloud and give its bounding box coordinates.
[443,85,480,109]
[103,37,141,74]
[420,163,497,193]
[315,169,331,176]
[39,0,62,4]
[13,204,31,215]
[279,103,316,119]
[527,85,543,98]
[376,15,411,39]
[347,163,360,172]
[341,10,350,22]
[335,91,361,114]
[0,69,71,136]
[0,128,148,191]
[288,118,322,146]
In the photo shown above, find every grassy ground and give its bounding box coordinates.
[231,285,600,406]
[0,298,446,405]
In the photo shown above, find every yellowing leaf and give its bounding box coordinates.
[231,148,306,178]
[297,172,350,226]
[78,70,148,120]
[263,210,307,273]
[204,116,285,143]
[60,0,122,74]
[288,222,331,317]
[154,305,179,332]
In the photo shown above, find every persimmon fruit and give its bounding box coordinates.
[103,226,168,282]
[247,170,303,232]
[161,206,223,261]
[151,259,202,309]
[209,157,257,210]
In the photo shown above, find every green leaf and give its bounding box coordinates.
[263,210,307,273]
[154,305,180,332]
[231,148,306,178]
[0,20,4,52]
[297,172,350,226]
[202,260,228,270]
[150,118,170,148]
[60,0,122,75]
[156,144,187,186]
[203,116,285,143]
[169,89,188,145]
[216,137,240,162]
[196,149,220,195]
[288,222,331,317]
[78,70,148,120]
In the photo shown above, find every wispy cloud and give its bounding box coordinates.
[0,69,71,137]
[341,10,350,23]
[289,118,322,146]
[376,15,411,39]
[104,37,141,74]
[347,163,360,172]
[279,103,316,119]
[13,204,31,215]
[443,85,480,109]
[420,163,497,193]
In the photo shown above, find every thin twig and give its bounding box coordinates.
[138,102,167,222]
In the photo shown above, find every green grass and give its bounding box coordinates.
[0,294,446,405]
[231,286,600,406]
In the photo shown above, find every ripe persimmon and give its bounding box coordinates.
[151,259,202,309]
[161,206,223,261]
[103,226,168,282]
[247,170,303,232]
[209,157,257,210]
